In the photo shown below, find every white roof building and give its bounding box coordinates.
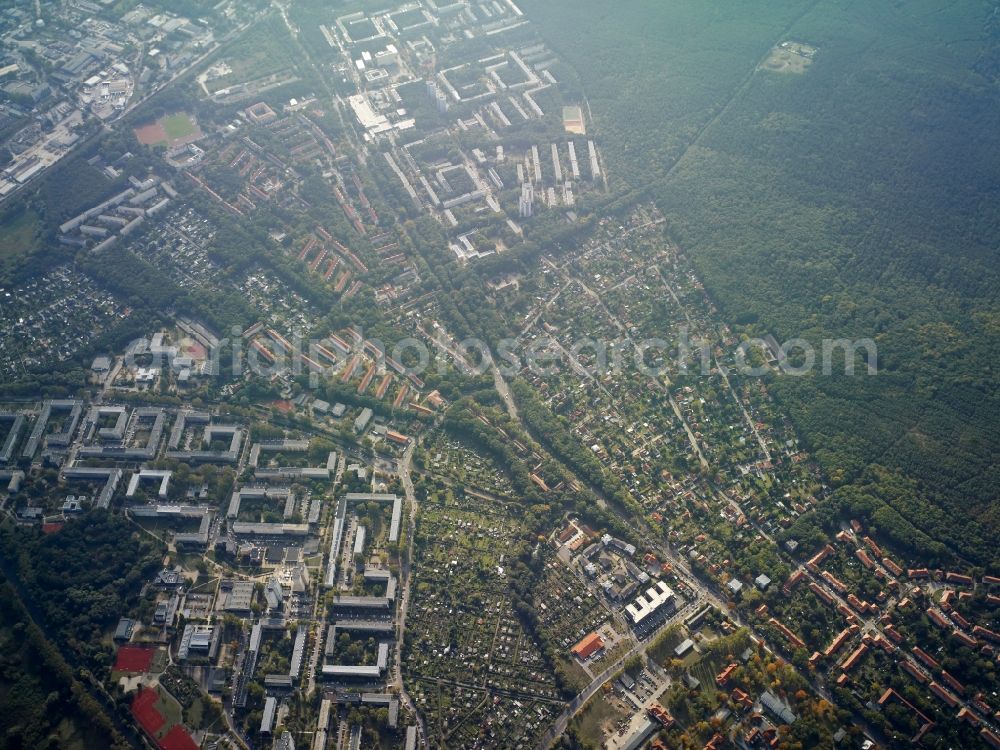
[624,580,675,626]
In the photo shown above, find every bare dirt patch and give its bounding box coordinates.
[134,121,168,146]
[761,41,817,74]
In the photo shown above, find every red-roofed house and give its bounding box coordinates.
[912,647,940,670]
[855,549,876,570]
[940,671,965,695]
[571,632,605,661]
[809,582,835,606]
[783,569,805,593]
[863,536,882,556]
[822,571,848,593]
[716,663,738,686]
[806,544,834,571]
[957,707,980,727]
[841,644,868,672]
[731,688,753,709]
[900,660,927,683]
[882,557,903,577]
[952,629,978,649]
[824,628,852,658]
[983,728,1000,750]
[945,571,974,587]
[929,682,959,707]
[973,625,1000,643]
[927,608,950,629]
[884,624,903,643]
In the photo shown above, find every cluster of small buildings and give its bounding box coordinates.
[567,525,683,637]
[0,266,127,382]
[78,64,133,119]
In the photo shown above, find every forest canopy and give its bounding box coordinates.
[521,0,1000,566]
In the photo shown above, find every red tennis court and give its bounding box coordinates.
[159,725,199,750]
[115,645,155,673]
[131,687,165,735]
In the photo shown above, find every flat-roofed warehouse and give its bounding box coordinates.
[223,580,255,612]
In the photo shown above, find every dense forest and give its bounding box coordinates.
[0,576,129,750]
[0,514,161,749]
[0,514,164,673]
[522,0,1000,567]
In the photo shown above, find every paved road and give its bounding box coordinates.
[533,641,645,750]
[394,442,429,747]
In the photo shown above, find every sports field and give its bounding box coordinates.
[130,687,165,735]
[160,725,199,750]
[134,113,202,148]
[163,113,198,140]
[114,645,155,673]
[563,105,585,134]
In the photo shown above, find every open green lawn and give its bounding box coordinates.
[155,686,184,729]
[162,113,197,140]
[150,648,169,674]
[571,693,624,748]
[186,697,204,728]
[555,653,591,692]
[688,630,752,694]
[647,623,684,664]
[0,208,38,263]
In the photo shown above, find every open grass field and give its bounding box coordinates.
[155,687,185,729]
[555,653,592,692]
[646,624,685,664]
[135,113,201,148]
[572,692,626,747]
[0,207,37,264]
[163,113,198,140]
